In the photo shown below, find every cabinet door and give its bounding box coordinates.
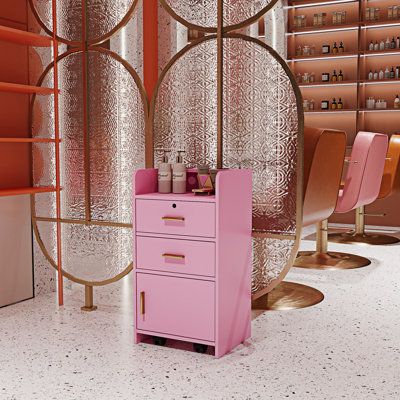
[136,273,215,342]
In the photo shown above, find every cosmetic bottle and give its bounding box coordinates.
[385,66,390,79]
[331,70,338,82]
[373,70,378,80]
[332,42,338,54]
[368,41,374,51]
[395,95,400,109]
[366,97,375,109]
[397,37,400,49]
[368,70,373,80]
[337,98,343,109]
[338,70,344,81]
[379,40,385,51]
[390,67,395,79]
[391,37,396,49]
[321,100,329,110]
[374,41,379,51]
[379,69,384,80]
[172,151,187,194]
[331,98,337,110]
[396,66,399,79]
[309,99,315,111]
[158,150,172,194]
[385,37,390,50]
[339,42,344,53]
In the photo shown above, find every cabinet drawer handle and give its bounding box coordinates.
[162,253,186,260]
[140,291,145,315]
[162,216,185,222]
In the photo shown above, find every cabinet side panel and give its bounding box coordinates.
[216,170,252,358]
[0,195,33,307]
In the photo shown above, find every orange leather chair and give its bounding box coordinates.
[302,127,347,228]
[296,131,388,270]
[329,134,400,245]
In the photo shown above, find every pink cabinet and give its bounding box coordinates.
[133,168,252,358]
[136,273,215,341]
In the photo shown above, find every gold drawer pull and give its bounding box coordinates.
[162,253,186,260]
[140,291,145,315]
[162,216,185,222]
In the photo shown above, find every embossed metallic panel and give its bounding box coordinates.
[88,50,146,223]
[153,36,301,293]
[30,0,137,44]
[161,0,277,30]
[223,37,298,236]
[32,50,146,284]
[153,39,218,168]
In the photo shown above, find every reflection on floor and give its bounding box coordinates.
[0,226,399,400]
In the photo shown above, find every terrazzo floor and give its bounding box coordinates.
[1,226,399,400]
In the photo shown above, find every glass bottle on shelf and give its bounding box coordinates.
[369,41,374,51]
[332,42,338,54]
[331,70,338,82]
[390,37,396,49]
[331,98,337,110]
[338,70,344,81]
[373,70,378,80]
[379,40,385,51]
[379,69,384,80]
[309,99,315,111]
[303,99,310,111]
[394,95,400,109]
[385,37,391,50]
[296,45,302,56]
[337,98,343,109]
[368,70,374,80]
[396,66,400,79]
[390,67,395,79]
[385,66,390,79]
[310,73,315,83]
[339,42,344,53]
[374,41,379,51]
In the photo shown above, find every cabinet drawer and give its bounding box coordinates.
[135,199,215,238]
[136,273,215,342]
[136,236,215,277]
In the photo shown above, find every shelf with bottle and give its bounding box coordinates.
[365,36,400,52]
[364,3,400,24]
[296,68,351,84]
[365,65,400,81]
[304,97,349,112]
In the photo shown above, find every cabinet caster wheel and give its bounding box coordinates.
[193,343,208,353]
[153,336,167,346]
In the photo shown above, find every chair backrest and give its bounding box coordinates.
[378,134,400,199]
[303,127,346,227]
[335,131,388,214]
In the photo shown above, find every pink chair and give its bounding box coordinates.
[295,131,389,270]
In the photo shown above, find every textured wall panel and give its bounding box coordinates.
[153,36,301,293]
[30,0,137,43]
[162,0,277,29]
[32,50,146,284]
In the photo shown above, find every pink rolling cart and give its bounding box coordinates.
[133,168,252,358]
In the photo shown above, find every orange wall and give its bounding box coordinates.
[0,0,30,189]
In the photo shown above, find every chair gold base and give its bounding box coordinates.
[251,281,324,311]
[294,251,371,270]
[328,231,400,246]
[81,305,98,312]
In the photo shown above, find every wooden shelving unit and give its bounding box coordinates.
[0,2,64,305]
[287,0,400,140]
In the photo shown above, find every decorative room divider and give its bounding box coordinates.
[29,0,147,309]
[29,0,305,309]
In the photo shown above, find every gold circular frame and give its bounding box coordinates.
[149,33,304,297]
[159,0,280,33]
[30,46,148,287]
[28,0,140,46]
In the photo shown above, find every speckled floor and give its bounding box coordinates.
[1,226,399,400]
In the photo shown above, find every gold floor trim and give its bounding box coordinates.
[294,251,371,270]
[251,281,324,311]
[328,232,400,246]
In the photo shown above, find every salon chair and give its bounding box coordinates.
[329,134,400,245]
[295,131,388,270]
[252,127,346,311]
